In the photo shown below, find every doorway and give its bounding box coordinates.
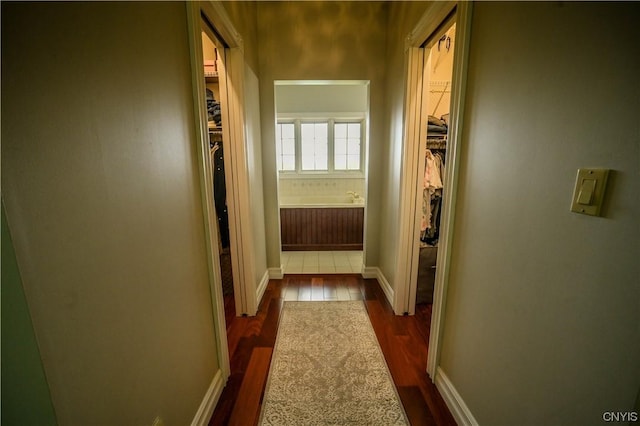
[201,27,236,322]
[186,4,270,420]
[392,0,472,380]
[194,6,263,320]
[413,19,457,321]
[274,81,370,275]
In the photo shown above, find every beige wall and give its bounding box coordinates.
[256,1,389,268]
[244,63,269,285]
[275,83,369,114]
[440,2,640,424]
[379,1,432,287]
[2,3,219,425]
[221,0,260,75]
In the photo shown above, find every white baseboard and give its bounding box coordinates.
[191,369,225,426]
[256,269,270,303]
[435,367,479,426]
[268,266,283,280]
[361,266,378,279]
[361,266,394,307]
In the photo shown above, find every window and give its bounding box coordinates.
[276,119,364,174]
[334,123,361,170]
[301,123,328,170]
[275,123,295,171]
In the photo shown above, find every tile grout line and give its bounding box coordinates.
[282,250,362,274]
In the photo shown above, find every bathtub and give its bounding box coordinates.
[279,195,365,251]
[279,195,365,208]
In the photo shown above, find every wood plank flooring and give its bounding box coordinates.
[209,275,455,426]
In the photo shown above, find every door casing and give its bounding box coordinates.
[185,0,260,401]
[392,0,473,380]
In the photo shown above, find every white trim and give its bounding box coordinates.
[185,1,231,382]
[191,370,226,426]
[406,47,434,316]
[201,1,243,51]
[406,1,456,50]
[222,47,260,316]
[274,119,366,175]
[392,46,426,315]
[268,267,284,280]
[200,1,261,317]
[427,1,473,379]
[376,269,394,307]
[395,2,459,318]
[392,0,473,379]
[406,6,458,318]
[435,368,479,426]
[256,269,270,305]
[361,266,378,279]
[218,48,245,315]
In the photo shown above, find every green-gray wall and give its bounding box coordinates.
[440,2,640,424]
[2,2,220,424]
[2,201,57,425]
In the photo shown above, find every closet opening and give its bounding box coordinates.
[413,18,457,317]
[201,22,237,323]
[395,0,471,381]
[274,81,369,275]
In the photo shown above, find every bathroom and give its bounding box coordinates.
[275,81,368,273]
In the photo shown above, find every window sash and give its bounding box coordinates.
[277,119,364,174]
[300,122,329,171]
[334,122,361,171]
[276,122,296,171]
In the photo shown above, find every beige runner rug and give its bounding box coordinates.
[259,301,409,425]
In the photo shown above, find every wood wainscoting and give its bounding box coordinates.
[280,207,364,251]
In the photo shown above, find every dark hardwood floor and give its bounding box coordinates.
[209,274,456,426]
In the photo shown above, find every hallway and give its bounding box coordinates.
[3,2,638,424]
[210,275,455,425]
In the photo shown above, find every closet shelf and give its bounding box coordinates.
[426,137,447,149]
[209,124,223,142]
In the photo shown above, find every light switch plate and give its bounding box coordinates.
[570,168,609,216]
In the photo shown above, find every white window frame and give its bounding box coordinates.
[300,120,330,172]
[333,119,364,172]
[275,121,297,171]
[276,116,366,178]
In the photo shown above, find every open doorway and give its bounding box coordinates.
[392,0,472,381]
[395,1,472,381]
[200,27,236,322]
[274,81,369,275]
[413,19,457,319]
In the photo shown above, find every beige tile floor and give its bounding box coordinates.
[281,251,363,274]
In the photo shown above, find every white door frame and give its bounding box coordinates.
[393,1,473,379]
[185,0,260,385]
[200,1,260,318]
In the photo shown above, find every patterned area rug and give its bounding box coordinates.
[259,301,409,425]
